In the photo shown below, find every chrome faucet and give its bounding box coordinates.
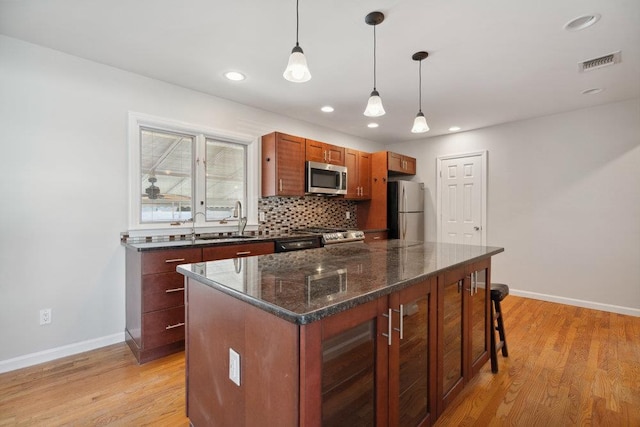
[190,211,206,242]
[234,200,247,236]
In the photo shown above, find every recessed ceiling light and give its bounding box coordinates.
[367,123,379,128]
[564,14,601,31]
[581,88,603,95]
[448,126,461,132]
[224,71,246,81]
[321,106,334,113]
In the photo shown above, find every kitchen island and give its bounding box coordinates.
[177,240,504,426]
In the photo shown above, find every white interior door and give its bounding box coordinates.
[437,152,487,245]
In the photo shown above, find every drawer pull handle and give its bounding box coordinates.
[164,258,186,263]
[166,322,185,330]
[165,287,185,293]
[236,251,252,256]
[373,236,381,240]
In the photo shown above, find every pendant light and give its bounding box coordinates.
[411,51,430,133]
[283,0,311,83]
[364,12,385,117]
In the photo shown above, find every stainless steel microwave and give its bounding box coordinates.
[306,161,347,195]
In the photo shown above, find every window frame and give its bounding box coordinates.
[127,112,259,236]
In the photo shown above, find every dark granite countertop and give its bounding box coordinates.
[123,233,312,251]
[177,240,504,325]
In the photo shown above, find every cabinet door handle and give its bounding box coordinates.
[328,151,332,162]
[236,251,252,256]
[393,304,404,340]
[279,179,283,192]
[166,322,185,330]
[474,271,479,295]
[165,287,185,293]
[164,258,185,263]
[381,308,392,346]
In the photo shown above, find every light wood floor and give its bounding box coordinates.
[1,296,638,426]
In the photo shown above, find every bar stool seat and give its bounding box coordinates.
[490,283,509,373]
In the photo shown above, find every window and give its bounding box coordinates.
[140,128,194,223]
[205,139,246,221]
[129,112,257,232]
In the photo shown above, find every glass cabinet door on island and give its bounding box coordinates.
[301,277,437,426]
[389,277,437,427]
[437,258,492,416]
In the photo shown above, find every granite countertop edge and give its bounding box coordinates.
[177,245,504,325]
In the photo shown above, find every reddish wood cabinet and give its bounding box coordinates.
[262,132,306,197]
[388,151,417,175]
[186,275,438,426]
[126,242,274,364]
[358,151,417,231]
[202,241,274,261]
[126,247,202,363]
[344,148,371,200]
[305,139,345,166]
[364,230,388,243]
[436,258,491,416]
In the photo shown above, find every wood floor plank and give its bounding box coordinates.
[0,296,638,426]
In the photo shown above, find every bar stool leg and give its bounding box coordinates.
[490,300,498,373]
[495,299,508,357]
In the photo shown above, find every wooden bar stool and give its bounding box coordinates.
[490,283,509,373]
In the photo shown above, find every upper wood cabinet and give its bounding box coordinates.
[305,139,345,165]
[344,148,371,200]
[388,151,416,175]
[261,132,305,197]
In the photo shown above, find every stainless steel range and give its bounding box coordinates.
[293,227,365,245]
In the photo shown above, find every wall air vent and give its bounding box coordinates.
[578,51,621,72]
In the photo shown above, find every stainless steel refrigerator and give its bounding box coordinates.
[388,181,425,241]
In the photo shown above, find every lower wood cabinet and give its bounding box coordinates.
[126,242,274,364]
[301,276,437,426]
[185,257,493,426]
[364,230,388,243]
[126,247,202,364]
[437,258,491,415]
[202,241,274,261]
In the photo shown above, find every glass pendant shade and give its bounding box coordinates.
[283,45,311,83]
[411,111,429,133]
[364,90,385,117]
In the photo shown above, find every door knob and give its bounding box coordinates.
[474,226,480,231]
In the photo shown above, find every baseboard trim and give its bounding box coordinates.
[0,332,125,374]
[510,289,640,317]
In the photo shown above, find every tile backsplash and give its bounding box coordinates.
[258,196,358,234]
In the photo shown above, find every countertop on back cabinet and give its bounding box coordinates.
[122,233,310,252]
[177,240,504,325]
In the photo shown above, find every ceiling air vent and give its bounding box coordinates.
[578,51,621,72]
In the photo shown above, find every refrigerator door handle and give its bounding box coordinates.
[402,212,406,239]
[402,185,406,213]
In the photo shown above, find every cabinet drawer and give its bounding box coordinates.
[203,242,274,261]
[364,231,387,243]
[142,306,185,349]
[142,272,185,313]
[142,248,201,274]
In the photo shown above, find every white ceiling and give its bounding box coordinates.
[1,0,638,143]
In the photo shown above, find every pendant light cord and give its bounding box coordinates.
[373,25,377,90]
[295,0,300,47]
[418,59,422,112]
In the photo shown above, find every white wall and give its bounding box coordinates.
[392,98,640,314]
[0,35,383,368]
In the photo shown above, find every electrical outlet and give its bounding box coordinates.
[259,211,266,222]
[229,348,240,386]
[345,211,351,220]
[40,308,52,325]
